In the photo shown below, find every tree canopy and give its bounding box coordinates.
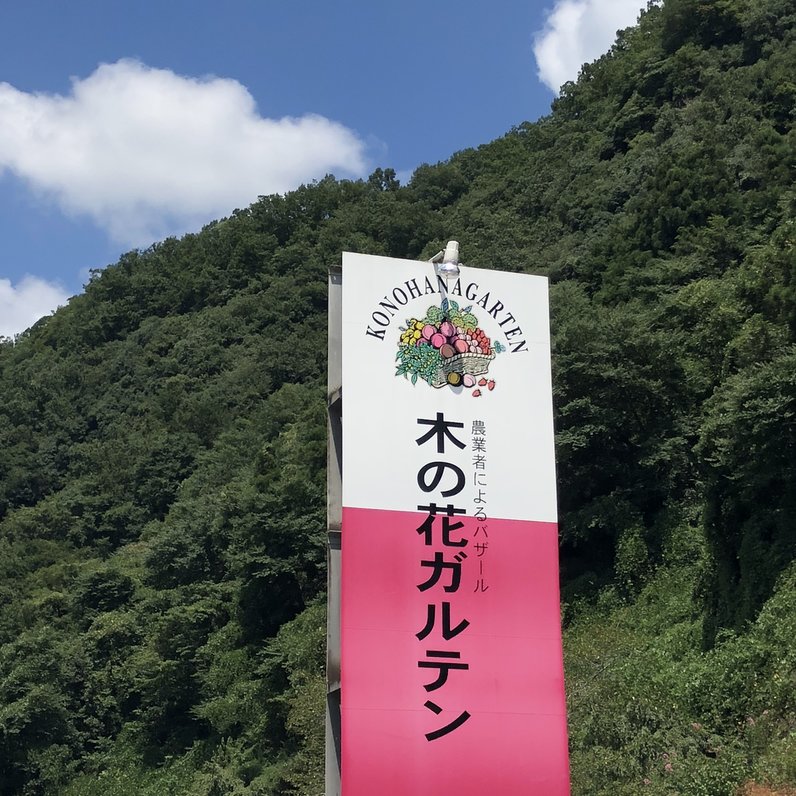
[1,0,794,793]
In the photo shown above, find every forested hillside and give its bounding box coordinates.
[1,0,794,793]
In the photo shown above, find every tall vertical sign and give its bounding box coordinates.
[339,252,570,795]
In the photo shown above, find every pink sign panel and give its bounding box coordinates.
[340,252,570,795]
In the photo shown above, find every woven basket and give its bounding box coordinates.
[431,352,495,388]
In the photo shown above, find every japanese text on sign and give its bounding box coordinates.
[415,412,471,740]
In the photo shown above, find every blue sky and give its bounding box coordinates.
[0,0,648,336]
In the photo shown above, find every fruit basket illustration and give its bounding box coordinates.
[395,301,505,390]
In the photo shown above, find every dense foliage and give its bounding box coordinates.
[1,0,794,792]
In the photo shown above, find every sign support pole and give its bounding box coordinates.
[326,265,342,796]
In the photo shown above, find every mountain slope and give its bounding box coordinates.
[0,1,794,793]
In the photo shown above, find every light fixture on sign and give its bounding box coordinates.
[431,240,461,281]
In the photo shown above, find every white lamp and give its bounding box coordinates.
[432,240,461,280]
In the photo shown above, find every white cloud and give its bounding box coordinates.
[0,59,369,247]
[0,275,69,338]
[533,0,648,93]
